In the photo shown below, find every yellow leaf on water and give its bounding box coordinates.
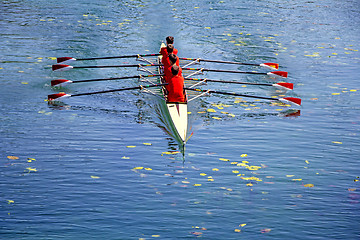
[212,117,221,120]
[232,170,240,174]
[205,27,211,29]
[332,141,342,144]
[241,154,247,158]
[234,229,241,232]
[207,108,216,112]
[200,173,207,176]
[143,143,152,146]
[91,176,100,179]
[292,179,302,181]
[239,223,247,227]
[133,167,144,170]
[7,200,15,204]
[237,163,248,167]
[219,158,230,162]
[305,160,310,164]
[7,156,19,160]
[126,145,136,148]
[121,156,130,159]
[332,93,340,95]
[21,82,28,84]
[26,167,37,172]
[161,151,180,155]
[247,166,261,171]
[212,168,219,171]
[304,183,314,188]
[145,168,152,171]
[193,184,202,187]
[286,175,295,177]
[151,235,160,238]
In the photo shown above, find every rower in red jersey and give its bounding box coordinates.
[160,36,178,56]
[164,54,182,83]
[166,65,185,103]
[161,44,180,67]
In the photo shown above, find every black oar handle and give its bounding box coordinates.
[76,53,161,61]
[184,88,278,101]
[73,64,162,69]
[182,68,266,75]
[72,83,168,97]
[204,69,266,75]
[74,74,164,83]
[180,58,258,66]
[184,78,271,86]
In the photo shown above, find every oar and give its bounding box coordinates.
[184,78,293,90]
[182,68,288,78]
[57,53,161,64]
[48,83,168,101]
[180,58,279,70]
[52,63,162,72]
[185,88,301,106]
[51,74,164,87]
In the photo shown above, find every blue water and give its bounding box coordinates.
[1,0,359,239]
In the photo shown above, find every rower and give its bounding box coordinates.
[161,44,180,67]
[164,53,182,83]
[166,65,185,103]
[163,47,180,66]
[160,36,178,55]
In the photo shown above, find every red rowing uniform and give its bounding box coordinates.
[166,74,185,102]
[164,64,182,83]
[160,46,178,56]
[162,55,180,69]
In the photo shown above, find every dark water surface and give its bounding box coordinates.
[1,0,359,239]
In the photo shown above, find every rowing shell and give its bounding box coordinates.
[157,43,188,146]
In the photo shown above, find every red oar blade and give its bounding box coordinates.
[267,71,288,78]
[273,82,293,90]
[260,62,279,70]
[279,97,301,106]
[57,57,76,64]
[48,93,71,101]
[51,79,73,87]
[52,64,73,72]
